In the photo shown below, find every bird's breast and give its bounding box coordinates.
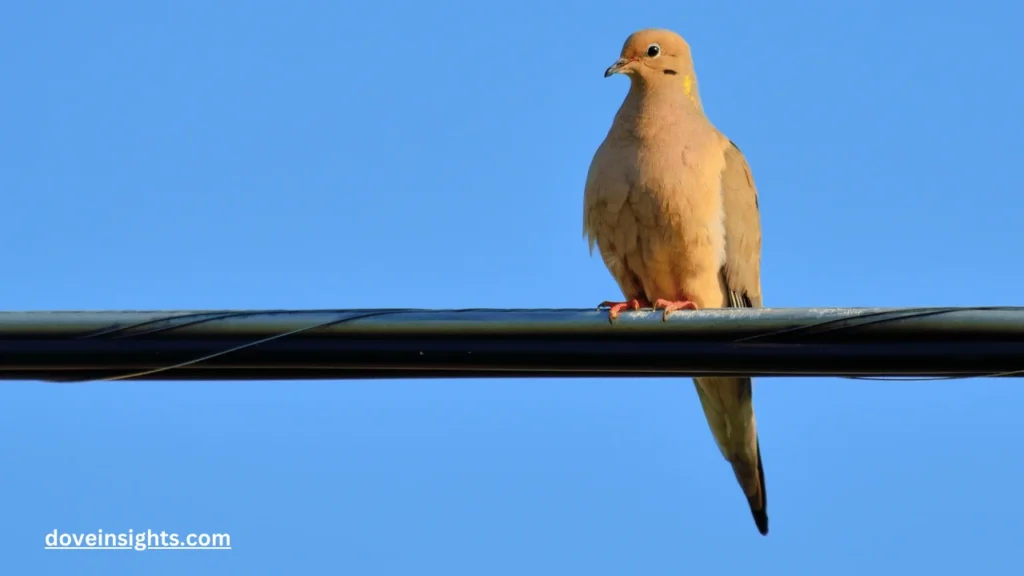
[616,140,727,306]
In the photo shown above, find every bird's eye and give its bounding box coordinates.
[646,44,661,58]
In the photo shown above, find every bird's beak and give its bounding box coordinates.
[604,57,636,77]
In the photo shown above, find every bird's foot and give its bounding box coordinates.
[653,298,699,321]
[598,298,651,322]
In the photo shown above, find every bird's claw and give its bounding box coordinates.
[653,298,699,321]
[598,298,650,322]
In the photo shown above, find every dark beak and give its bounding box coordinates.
[604,57,634,77]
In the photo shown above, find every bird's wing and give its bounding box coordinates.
[720,139,763,308]
[692,138,769,535]
[583,133,647,301]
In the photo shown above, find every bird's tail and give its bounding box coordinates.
[693,376,769,535]
[738,438,769,535]
[723,433,768,535]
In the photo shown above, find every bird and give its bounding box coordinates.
[582,28,769,535]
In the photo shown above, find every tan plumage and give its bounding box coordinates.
[583,29,768,535]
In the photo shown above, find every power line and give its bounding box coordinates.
[1,307,1022,382]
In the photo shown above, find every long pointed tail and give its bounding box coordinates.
[745,438,768,535]
[694,377,769,535]
[727,435,768,535]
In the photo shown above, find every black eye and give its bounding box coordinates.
[647,44,661,57]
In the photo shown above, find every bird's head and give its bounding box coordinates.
[604,29,698,96]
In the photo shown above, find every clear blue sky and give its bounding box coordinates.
[3,0,1023,573]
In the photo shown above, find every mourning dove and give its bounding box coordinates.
[583,29,769,535]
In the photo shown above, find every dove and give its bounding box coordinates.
[583,29,769,535]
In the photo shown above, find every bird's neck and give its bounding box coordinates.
[613,80,704,139]
[627,75,704,113]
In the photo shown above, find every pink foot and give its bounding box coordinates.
[598,298,651,322]
[653,298,699,321]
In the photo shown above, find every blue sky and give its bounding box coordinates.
[2,0,1023,573]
